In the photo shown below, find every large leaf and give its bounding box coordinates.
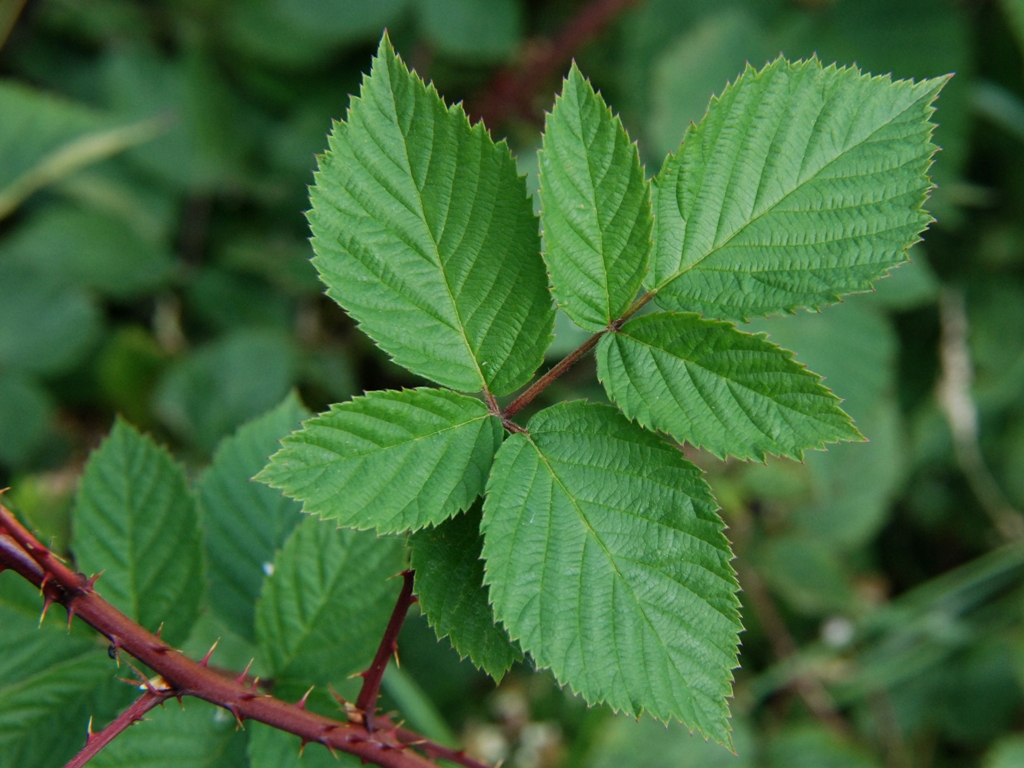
[197,394,310,641]
[539,64,651,331]
[596,311,860,460]
[89,699,249,768]
[410,507,522,681]
[482,402,741,743]
[308,35,554,395]
[71,418,204,645]
[0,577,127,768]
[649,57,946,320]
[255,517,406,683]
[258,388,502,534]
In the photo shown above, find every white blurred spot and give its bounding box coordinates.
[820,616,855,648]
[262,562,275,577]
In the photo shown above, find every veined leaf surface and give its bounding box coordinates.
[258,388,502,534]
[308,35,554,394]
[482,401,741,743]
[597,312,861,460]
[71,418,204,645]
[255,517,405,683]
[539,64,651,330]
[410,507,522,681]
[650,57,946,320]
[198,393,309,641]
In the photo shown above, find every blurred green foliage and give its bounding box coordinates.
[2,0,1024,766]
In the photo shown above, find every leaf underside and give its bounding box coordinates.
[597,312,861,460]
[482,401,741,744]
[410,506,523,681]
[71,418,204,645]
[198,393,309,641]
[539,64,652,331]
[308,35,554,394]
[651,57,946,320]
[257,388,503,534]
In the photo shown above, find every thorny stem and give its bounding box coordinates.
[356,570,417,732]
[471,0,644,128]
[502,289,656,420]
[0,505,473,768]
[64,691,172,768]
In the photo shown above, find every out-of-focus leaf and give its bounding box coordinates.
[766,725,879,768]
[89,699,249,768]
[255,517,405,684]
[0,372,53,466]
[985,734,1024,768]
[218,234,321,297]
[539,64,651,331]
[1,204,174,298]
[185,268,294,332]
[591,711,757,768]
[95,326,167,426]
[861,248,940,310]
[973,80,1024,146]
[756,535,854,616]
[968,280,1024,409]
[308,36,553,395]
[0,81,162,218]
[0,263,102,375]
[154,330,298,454]
[258,388,502,534]
[71,418,204,644]
[0,576,125,768]
[651,58,945,321]
[410,507,522,680]
[483,402,741,743]
[248,721,361,768]
[649,8,769,158]
[418,0,521,61]
[197,394,309,641]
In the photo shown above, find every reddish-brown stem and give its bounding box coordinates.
[356,570,417,732]
[0,506,455,768]
[64,691,172,768]
[471,0,644,128]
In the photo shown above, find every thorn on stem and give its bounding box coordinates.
[296,686,315,710]
[38,593,55,626]
[199,638,220,667]
[85,571,103,592]
[86,716,95,743]
[234,658,254,685]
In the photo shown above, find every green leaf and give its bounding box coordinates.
[418,0,522,61]
[591,712,757,768]
[249,721,361,768]
[766,725,879,768]
[197,394,310,642]
[482,402,741,743]
[255,517,406,683]
[308,35,554,395]
[0,372,53,467]
[258,388,502,534]
[650,57,946,320]
[539,64,652,331]
[596,311,861,461]
[154,330,298,454]
[0,263,102,375]
[89,699,249,768]
[71,418,204,645]
[0,577,126,768]
[410,507,522,681]
[1,204,174,299]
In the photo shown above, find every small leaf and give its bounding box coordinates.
[308,34,554,394]
[597,311,861,461]
[255,517,405,683]
[650,57,947,320]
[198,393,310,641]
[71,418,204,645]
[258,388,502,534]
[539,63,651,330]
[89,699,249,768]
[482,402,741,743]
[410,507,522,681]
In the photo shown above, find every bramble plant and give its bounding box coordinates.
[0,32,947,767]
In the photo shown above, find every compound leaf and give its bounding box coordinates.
[258,388,502,534]
[197,393,310,642]
[482,402,741,743]
[410,506,522,681]
[539,64,651,330]
[255,517,405,683]
[308,35,554,394]
[597,312,861,460]
[71,418,204,645]
[650,57,946,320]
